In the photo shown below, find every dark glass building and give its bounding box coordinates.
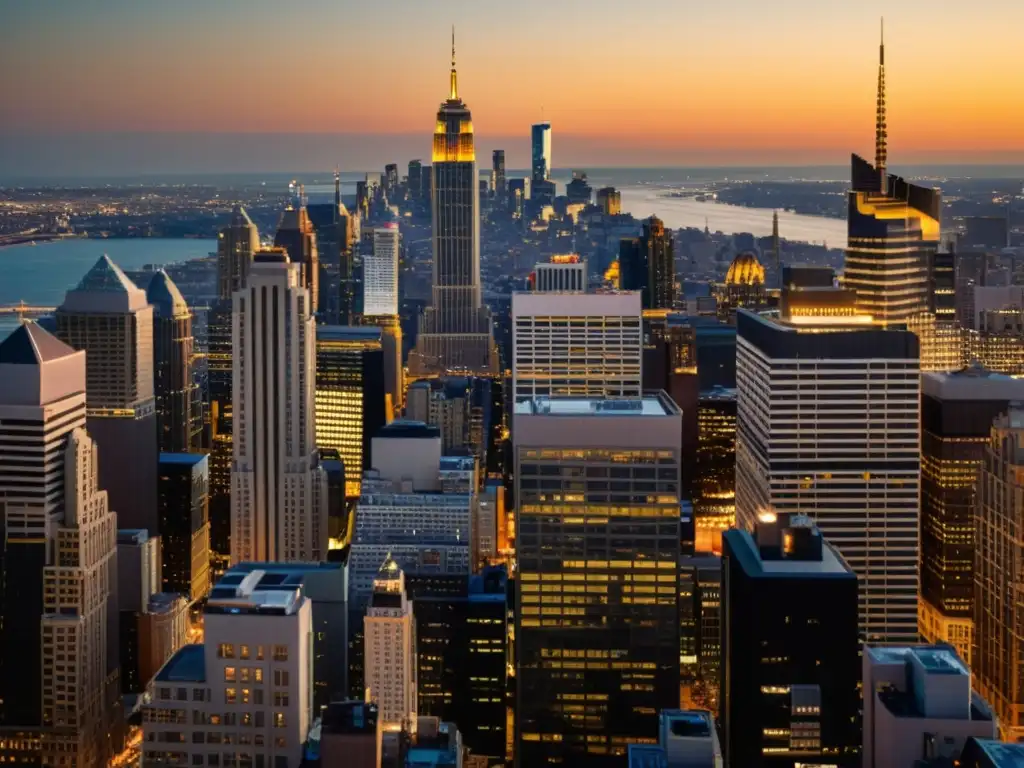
[530,121,551,183]
[566,171,592,205]
[308,182,355,326]
[721,517,860,767]
[157,452,211,600]
[694,387,736,553]
[919,366,1024,664]
[491,149,506,200]
[205,298,233,562]
[273,204,321,314]
[148,270,198,453]
[620,216,675,310]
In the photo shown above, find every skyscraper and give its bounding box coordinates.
[308,175,356,326]
[491,148,506,199]
[619,217,676,310]
[315,326,388,499]
[364,556,417,731]
[384,163,399,198]
[274,204,321,315]
[514,394,682,765]
[845,25,940,326]
[57,254,158,533]
[408,159,423,200]
[721,517,860,767]
[972,406,1024,741]
[735,306,920,643]
[365,224,400,317]
[512,291,643,401]
[530,121,552,182]
[158,453,212,601]
[919,367,1024,664]
[231,249,328,563]
[410,33,498,375]
[596,187,621,216]
[216,205,260,302]
[148,270,199,453]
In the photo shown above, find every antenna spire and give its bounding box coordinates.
[875,17,887,193]
[334,167,341,207]
[449,26,458,100]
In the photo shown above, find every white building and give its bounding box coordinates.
[0,323,120,767]
[512,291,643,402]
[534,259,586,293]
[231,250,328,563]
[142,571,314,768]
[735,308,920,643]
[365,223,400,317]
[863,645,996,768]
[364,556,417,731]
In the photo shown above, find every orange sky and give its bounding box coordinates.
[2,1,1023,167]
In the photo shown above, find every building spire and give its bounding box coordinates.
[772,209,780,269]
[334,167,341,207]
[875,17,887,193]
[449,26,458,101]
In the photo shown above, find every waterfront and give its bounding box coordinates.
[0,238,217,338]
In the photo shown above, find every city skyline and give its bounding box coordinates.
[2,1,1024,177]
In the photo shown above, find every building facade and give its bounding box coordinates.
[735,309,921,643]
[273,205,321,315]
[231,251,328,563]
[158,452,212,601]
[364,557,417,731]
[216,205,260,302]
[514,395,682,765]
[512,291,643,402]
[534,258,586,293]
[148,270,199,453]
[530,121,552,183]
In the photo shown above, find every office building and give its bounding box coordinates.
[366,224,400,317]
[319,701,383,768]
[308,176,356,325]
[566,170,593,205]
[721,517,860,767]
[118,528,162,692]
[410,36,497,376]
[56,254,159,532]
[973,407,1024,741]
[514,394,682,765]
[136,592,190,692]
[966,305,1024,375]
[534,255,586,293]
[597,186,622,216]
[158,452,212,600]
[863,645,996,768]
[627,710,723,768]
[142,572,314,768]
[491,149,506,199]
[928,249,961,372]
[274,204,321,314]
[507,177,530,218]
[919,367,1024,663]
[148,269,199,452]
[531,121,552,182]
[715,251,768,321]
[315,326,388,498]
[406,378,473,454]
[693,387,736,553]
[476,480,502,564]
[620,217,675,310]
[845,29,940,326]
[408,159,424,199]
[385,163,399,197]
[226,561,349,712]
[512,290,643,401]
[463,566,509,763]
[735,306,920,643]
[217,204,260,301]
[231,250,328,563]
[207,298,234,563]
[0,324,120,765]
[365,556,418,731]
[963,216,1010,249]
[679,549,722,717]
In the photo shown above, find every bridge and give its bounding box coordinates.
[0,302,57,317]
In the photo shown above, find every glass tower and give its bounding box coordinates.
[531,121,552,183]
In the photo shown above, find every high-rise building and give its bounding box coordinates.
[596,186,622,216]
[919,367,1024,664]
[530,121,552,182]
[721,516,860,767]
[117,528,162,693]
[627,710,723,768]
[973,407,1024,741]
[863,645,996,768]
[566,170,593,205]
[491,149,506,199]
[216,205,260,301]
[534,255,586,293]
[274,205,321,315]
[148,270,199,452]
[512,291,642,402]
[56,254,158,532]
[0,324,118,765]
[384,163,399,198]
[845,27,940,326]
[315,326,387,498]
[408,159,423,200]
[364,556,417,731]
[694,386,736,553]
[231,250,328,563]
[308,176,356,326]
[514,394,682,765]
[157,452,211,601]
[365,224,400,317]
[735,307,920,643]
[142,573,314,768]
[620,217,676,310]
[410,35,497,375]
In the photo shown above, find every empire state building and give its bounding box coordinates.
[410,33,498,376]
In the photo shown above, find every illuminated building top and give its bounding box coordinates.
[725,251,766,286]
[432,27,474,164]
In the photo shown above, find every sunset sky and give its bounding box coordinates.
[2,0,1023,175]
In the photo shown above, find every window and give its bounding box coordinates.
[275,737,287,748]
[255,712,265,728]
[242,689,251,705]
[225,688,237,705]
[272,645,288,662]
[273,670,289,687]
[218,644,235,659]
[274,712,286,728]
[273,692,289,707]
[256,646,264,661]
[224,667,236,682]
[240,645,250,660]
[254,689,264,705]
[254,669,263,683]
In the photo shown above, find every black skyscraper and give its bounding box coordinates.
[620,216,675,309]
[157,453,211,601]
[722,517,860,767]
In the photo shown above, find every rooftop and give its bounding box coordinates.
[867,645,968,676]
[60,254,149,313]
[205,570,306,616]
[725,525,854,578]
[0,322,77,366]
[155,644,205,683]
[146,269,189,318]
[967,739,1024,766]
[515,393,678,417]
[375,419,441,439]
[316,324,383,343]
[159,452,208,467]
[627,745,668,768]
[321,700,379,735]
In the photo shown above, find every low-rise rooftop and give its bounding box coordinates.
[515,393,678,417]
[155,644,205,683]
